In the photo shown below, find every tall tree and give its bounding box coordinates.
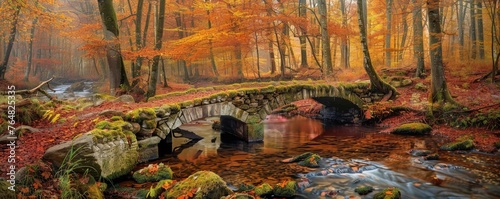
[98,0,130,94]
[427,0,458,105]
[298,0,308,68]
[340,0,350,68]
[132,0,144,86]
[356,0,397,99]
[385,0,393,67]
[318,0,333,74]
[413,0,425,77]
[0,6,20,80]
[146,0,166,98]
[476,1,485,59]
[470,0,477,59]
[24,18,38,82]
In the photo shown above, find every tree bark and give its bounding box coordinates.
[470,0,477,59]
[427,0,458,105]
[476,1,485,59]
[0,7,20,80]
[413,0,425,77]
[340,0,350,68]
[24,18,38,82]
[318,0,333,74]
[97,0,130,95]
[132,0,144,86]
[385,0,393,67]
[299,0,308,68]
[206,7,219,76]
[146,0,166,98]
[357,0,398,99]
[174,0,190,81]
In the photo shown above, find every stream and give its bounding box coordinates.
[122,115,500,198]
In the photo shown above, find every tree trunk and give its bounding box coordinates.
[132,0,144,86]
[142,2,152,45]
[427,0,458,105]
[0,7,20,80]
[175,0,190,81]
[470,0,477,59]
[413,0,425,77]
[398,8,408,63]
[24,18,38,82]
[357,0,398,99]
[340,0,350,68]
[457,0,467,59]
[254,32,261,80]
[299,0,308,68]
[385,0,393,67]
[476,1,485,59]
[318,0,333,74]
[146,0,166,98]
[97,0,130,95]
[206,8,219,76]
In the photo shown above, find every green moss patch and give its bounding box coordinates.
[354,186,374,195]
[273,181,297,197]
[167,171,232,199]
[284,152,322,168]
[373,187,401,199]
[254,183,273,196]
[391,123,432,135]
[132,163,173,183]
[440,139,474,151]
[125,108,156,123]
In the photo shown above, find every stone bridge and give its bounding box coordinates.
[43,81,382,180]
[153,82,372,143]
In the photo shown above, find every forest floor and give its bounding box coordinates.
[0,65,499,176]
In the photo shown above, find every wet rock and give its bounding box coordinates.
[132,163,173,183]
[167,171,232,199]
[283,152,322,168]
[415,82,428,91]
[373,187,401,199]
[409,149,432,156]
[424,153,440,160]
[354,186,374,195]
[440,139,474,151]
[273,181,298,197]
[64,81,85,92]
[254,183,273,196]
[391,123,432,135]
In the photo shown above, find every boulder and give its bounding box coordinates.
[354,186,374,195]
[167,171,232,199]
[282,152,322,168]
[65,81,86,93]
[391,123,432,135]
[273,181,298,197]
[42,131,138,180]
[440,139,474,151]
[113,95,136,103]
[132,163,173,183]
[373,187,401,199]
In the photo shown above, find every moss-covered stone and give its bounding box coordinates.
[373,187,401,199]
[110,116,123,121]
[287,152,322,168]
[440,139,474,151]
[391,123,432,135]
[237,183,255,192]
[273,181,297,197]
[246,114,261,123]
[354,186,374,195]
[167,171,232,199]
[425,153,440,160]
[254,183,273,196]
[247,123,264,142]
[133,163,173,183]
[126,108,156,123]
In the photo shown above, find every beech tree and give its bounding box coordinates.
[0,6,20,80]
[427,0,459,105]
[146,0,166,98]
[413,0,425,77]
[356,0,398,99]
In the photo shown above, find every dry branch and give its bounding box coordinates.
[1,77,56,100]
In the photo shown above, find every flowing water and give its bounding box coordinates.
[125,115,500,198]
[45,82,94,99]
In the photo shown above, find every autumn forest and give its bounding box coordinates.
[0,0,500,198]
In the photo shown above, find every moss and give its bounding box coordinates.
[273,181,297,197]
[391,123,432,135]
[226,90,239,98]
[354,186,374,195]
[373,187,401,199]
[254,183,273,196]
[440,139,474,151]
[87,183,105,199]
[193,98,203,105]
[247,123,264,142]
[425,153,440,160]
[246,114,261,124]
[167,171,232,199]
[95,121,111,130]
[143,119,157,129]
[169,104,181,113]
[178,100,194,108]
[260,86,276,93]
[126,108,156,123]
[237,183,255,192]
[133,163,173,183]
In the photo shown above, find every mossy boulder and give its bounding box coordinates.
[373,187,401,199]
[283,152,322,168]
[391,123,432,135]
[167,171,232,199]
[354,186,374,195]
[440,139,474,151]
[273,181,298,197]
[254,183,273,196]
[126,108,157,123]
[132,163,173,183]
